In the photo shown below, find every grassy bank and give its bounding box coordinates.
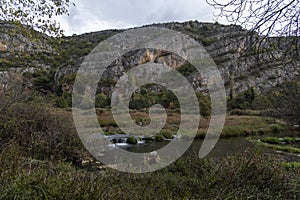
[249,137,300,155]
[0,144,299,199]
[97,109,287,139]
[197,115,286,138]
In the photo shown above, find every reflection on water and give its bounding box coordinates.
[100,134,300,167]
[118,137,254,158]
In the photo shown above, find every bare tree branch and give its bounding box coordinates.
[208,0,300,60]
[208,0,299,37]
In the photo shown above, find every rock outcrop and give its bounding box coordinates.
[0,21,299,97]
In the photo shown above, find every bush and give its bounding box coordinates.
[95,94,110,108]
[129,93,150,110]
[177,63,195,76]
[252,95,273,110]
[154,134,165,142]
[270,124,282,134]
[56,93,72,108]
[0,149,297,199]
[0,140,300,199]
[229,87,255,110]
[197,94,211,117]
[61,73,76,84]
[33,70,55,92]
[126,137,138,144]
[160,129,174,139]
[56,96,69,108]
[134,117,144,125]
[221,126,244,137]
[0,103,86,160]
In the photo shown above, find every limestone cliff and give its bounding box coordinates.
[0,21,299,97]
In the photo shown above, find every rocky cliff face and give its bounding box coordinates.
[0,21,299,96]
[54,21,300,96]
[0,22,60,90]
[0,22,58,90]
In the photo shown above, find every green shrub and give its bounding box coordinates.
[261,109,277,117]
[134,117,144,125]
[154,134,165,142]
[195,131,206,139]
[33,74,52,89]
[177,63,195,76]
[221,126,244,137]
[260,137,281,144]
[61,73,76,84]
[282,137,300,144]
[55,93,72,108]
[33,70,55,91]
[160,130,173,139]
[56,96,69,108]
[228,87,256,110]
[252,95,273,110]
[126,137,138,144]
[99,119,118,127]
[95,94,110,108]
[197,94,211,117]
[199,36,217,46]
[129,93,150,110]
[99,78,116,87]
[271,145,300,154]
[270,124,282,134]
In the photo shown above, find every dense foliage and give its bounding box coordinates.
[0,0,74,36]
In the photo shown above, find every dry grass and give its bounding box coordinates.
[0,103,87,160]
[97,109,286,139]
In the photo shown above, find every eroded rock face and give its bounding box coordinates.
[0,21,299,97]
[55,21,299,96]
[0,22,56,89]
[0,22,53,54]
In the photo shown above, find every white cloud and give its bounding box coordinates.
[58,0,216,35]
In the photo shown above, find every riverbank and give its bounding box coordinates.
[1,104,299,199]
[248,136,300,155]
[0,144,299,199]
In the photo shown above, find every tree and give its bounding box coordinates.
[208,0,300,133]
[0,0,75,36]
[272,81,300,133]
[197,93,211,117]
[208,0,300,57]
[95,94,110,108]
[228,87,256,110]
[208,0,299,37]
[252,95,272,110]
[0,71,29,113]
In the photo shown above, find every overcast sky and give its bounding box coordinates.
[58,0,223,35]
